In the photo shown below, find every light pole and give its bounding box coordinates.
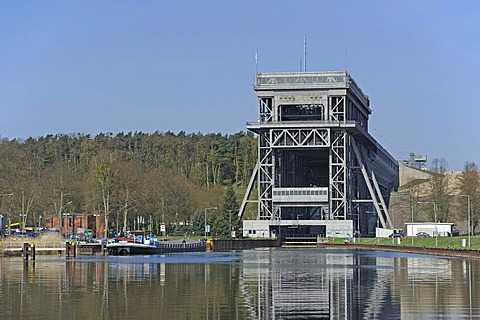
[449,193,471,247]
[204,207,217,238]
[228,209,239,238]
[399,204,414,246]
[58,200,72,237]
[418,201,437,247]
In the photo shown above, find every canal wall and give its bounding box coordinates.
[212,239,280,251]
[322,243,480,259]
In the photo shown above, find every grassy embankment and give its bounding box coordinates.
[329,236,480,250]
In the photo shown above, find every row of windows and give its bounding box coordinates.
[273,189,328,196]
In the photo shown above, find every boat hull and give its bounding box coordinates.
[106,241,206,255]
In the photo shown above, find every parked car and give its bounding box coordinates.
[416,232,430,238]
[389,231,405,239]
[450,228,460,237]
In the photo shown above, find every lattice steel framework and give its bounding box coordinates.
[271,128,329,148]
[258,129,274,219]
[330,130,348,219]
[260,98,273,123]
[258,127,331,220]
[257,97,274,219]
[330,96,345,121]
[257,127,354,222]
[240,71,399,233]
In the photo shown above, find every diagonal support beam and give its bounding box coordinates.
[351,137,387,228]
[371,171,393,228]
[238,162,259,219]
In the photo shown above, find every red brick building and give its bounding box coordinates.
[45,214,105,238]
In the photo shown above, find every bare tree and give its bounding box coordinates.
[428,158,451,222]
[457,161,480,233]
[94,153,116,237]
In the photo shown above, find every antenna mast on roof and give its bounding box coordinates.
[344,46,348,72]
[303,35,307,72]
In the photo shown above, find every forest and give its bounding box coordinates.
[0,131,258,237]
[3,130,478,238]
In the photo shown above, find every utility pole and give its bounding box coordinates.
[204,207,217,238]
[418,201,437,247]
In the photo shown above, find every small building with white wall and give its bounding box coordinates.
[243,219,353,238]
[405,222,454,237]
[375,227,394,238]
[243,220,272,238]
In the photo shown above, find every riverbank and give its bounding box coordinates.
[323,235,480,259]
[321,242,480,259]
[3,233,480,260]
[0,233,65,256]
[211,236,480,259]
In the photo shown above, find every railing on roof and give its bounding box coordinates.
[272,187,328,203]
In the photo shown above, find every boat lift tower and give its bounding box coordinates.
[239,71,399,238]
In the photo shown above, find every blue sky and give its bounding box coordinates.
[1,1,479,170]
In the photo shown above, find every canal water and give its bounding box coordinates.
[0,248,479,319]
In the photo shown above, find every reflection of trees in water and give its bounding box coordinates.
[6,258,249,319]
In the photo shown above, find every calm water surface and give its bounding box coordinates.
[0,248,479,319]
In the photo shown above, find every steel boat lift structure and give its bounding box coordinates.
[239,71,399,238]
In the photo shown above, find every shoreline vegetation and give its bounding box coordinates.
[0,131,258,239]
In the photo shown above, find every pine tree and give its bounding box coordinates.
[220,185,240,237]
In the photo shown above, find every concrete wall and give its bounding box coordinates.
[243,219,354,238]
[243,220,271,238]
[325,220,353,238]
[399,165,432,187]
[376,227,394,238]
[213,239,279,251]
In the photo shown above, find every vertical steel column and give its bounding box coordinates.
[258,98,274,220]
[329,96,347,220]
[330,130,347,220]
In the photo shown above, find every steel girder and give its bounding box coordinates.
[258,130,274,220]
[271,128,329,148]
[257,128,331,220]
[351,136,393,229]
[259,98,273,123]
[330,96,345,121]
[328,95,349,220]
[329,130,349,219]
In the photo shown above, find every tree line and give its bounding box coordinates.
[0,131,257,236]
[400,158,480,234]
